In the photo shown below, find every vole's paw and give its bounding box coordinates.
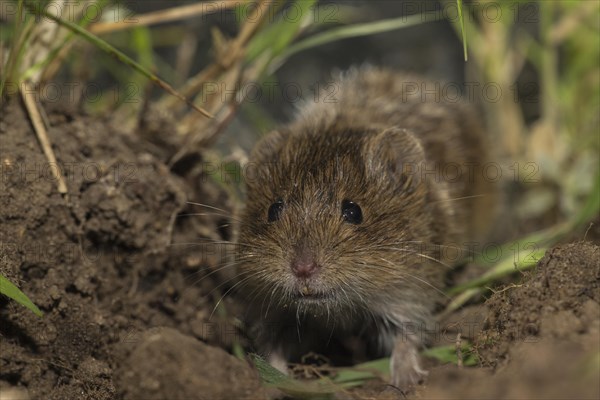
[268,350,289,375]
[389,339,428,392]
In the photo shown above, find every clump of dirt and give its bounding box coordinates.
[114,327,266,400]
[0,100,251,399]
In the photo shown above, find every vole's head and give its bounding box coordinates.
[238,124,439,315]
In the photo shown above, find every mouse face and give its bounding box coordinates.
[238,126,441,317]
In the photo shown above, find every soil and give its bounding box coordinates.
[419,242,600,400]
[1,101,599,399]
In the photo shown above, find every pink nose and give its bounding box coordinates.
[291,259,319,279]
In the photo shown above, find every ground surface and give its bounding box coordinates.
[1,102,598,399]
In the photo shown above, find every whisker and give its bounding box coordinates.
[295,305,301,342]
[359,240,481,260]
[210,273,259,319]
[186,201,232,214]
[412,252,452,268]
[264,283,281,319]
[168,239,259,250]
[179,212,243,223]
[368,246,452,269]
[431,194,487,203]
[195,268,250,299]
[182,260,242,287]
[376,257,449,299]
[168,240,234,246]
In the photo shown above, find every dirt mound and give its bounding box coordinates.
[0,101,244,399]
[420,242,600,399]
[115,327,266,400]
[477,242,599,366]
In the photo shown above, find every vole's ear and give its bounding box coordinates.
[246,130,290,187]
[364,127,425,193]
[249,129,289,165]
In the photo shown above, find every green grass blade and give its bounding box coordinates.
[456,0,468,61]
[448,246,547,295]
[0,274,43,317]
[443,287,482,316]
[273,12,441,68]
[332,358,389,387]
[250,354,340,398]
[250,354,294,386]
[445,171,599,311]
[0,0,36,99]
[246,0,316,63]
[22,2,212,118]
[423,343,478,366]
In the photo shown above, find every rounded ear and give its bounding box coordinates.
[249,129,288,165]
[364,127,425,193]
[245,130,290,188]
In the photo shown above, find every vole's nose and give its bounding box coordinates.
[290,259,319,279]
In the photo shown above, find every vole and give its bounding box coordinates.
[236,67,494,389]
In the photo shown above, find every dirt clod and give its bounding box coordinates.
[114,327,267,400]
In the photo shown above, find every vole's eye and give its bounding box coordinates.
[268,200,284,222]
[341,200,362,224]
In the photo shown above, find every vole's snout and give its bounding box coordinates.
[290,258,319,279]
[290,252,320,279]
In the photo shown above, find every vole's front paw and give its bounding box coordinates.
[268,349,289,375]
[389,339,428,391]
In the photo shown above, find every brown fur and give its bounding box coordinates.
[237,67,494,388]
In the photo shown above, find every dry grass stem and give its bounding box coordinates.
[88,0,240,34]
[20,80,68,195]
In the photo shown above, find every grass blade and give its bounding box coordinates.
[89,0,239,34]
[272,12,441,71]
[0,0,36,99]
[445,171,599,311]
[0,274,43,317]
[23,2,212,118]
[21,0,113,83]
[332,358,389,387]
[448,246,547,295]
[423,343,477,366]
[456,0,468,61]
[250,354,341,397]
[245,0,317,63]
[21,80,68,194]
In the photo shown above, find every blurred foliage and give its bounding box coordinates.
[450,0,599,221]
[444,0,599,308]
